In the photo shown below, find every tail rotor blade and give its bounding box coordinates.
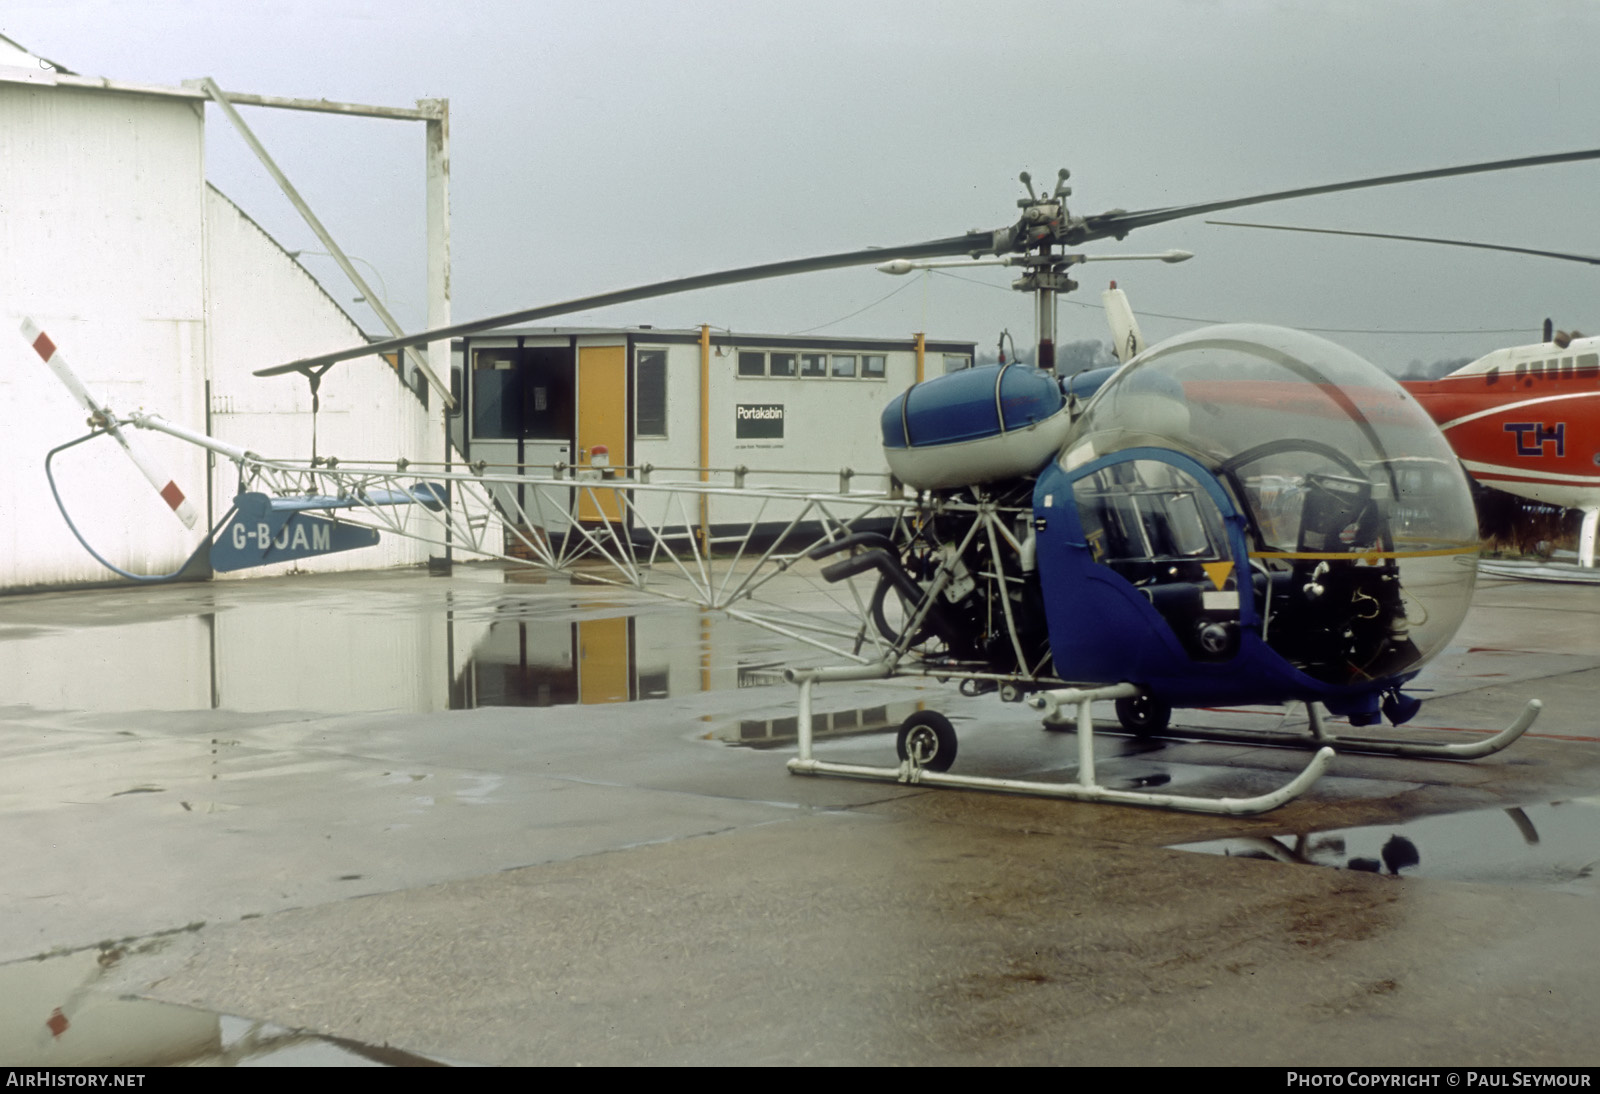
[19,319,200,530]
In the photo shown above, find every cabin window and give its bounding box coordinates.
[862,354,886,379]
[635,348,667,437]
[1579,353,1599,380]
[1531,360,1546,379]
[1073,458,1231,584]
[1515,362,1527,382]
[800,353,827,378]
[738,351,766,377]
[1072,459,1239,662]
[472,349,520,439]
[1485,366,1500,385]
[770,352,797,377]
[1562,356,1575,379]
[831,354,857,378]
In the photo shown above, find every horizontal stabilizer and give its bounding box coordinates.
[264,483,448,514]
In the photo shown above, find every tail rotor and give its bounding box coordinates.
[20,319,199,529]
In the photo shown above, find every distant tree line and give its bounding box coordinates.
[975,339,1119,374]
[1395,357,1472,380]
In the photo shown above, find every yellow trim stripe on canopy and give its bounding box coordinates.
[1248,546,1478,562]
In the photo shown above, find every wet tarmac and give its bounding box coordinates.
[5,564,1600,1065]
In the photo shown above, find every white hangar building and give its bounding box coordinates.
[0,35,450,593]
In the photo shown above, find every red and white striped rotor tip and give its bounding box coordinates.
[19,318,200,530]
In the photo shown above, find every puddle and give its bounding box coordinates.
[456,612,798,710]
[0,945,452,1067]
[1173,799,1600,894]
[0,569,833,718]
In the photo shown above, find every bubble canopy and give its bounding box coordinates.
[1055,324,1478,688]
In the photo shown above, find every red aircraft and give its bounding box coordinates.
[1401,326,1600,566]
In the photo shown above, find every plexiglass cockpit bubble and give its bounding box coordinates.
[1059,324,1478,686]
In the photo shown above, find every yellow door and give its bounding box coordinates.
[577,345,627,523]
[577,616,631,704]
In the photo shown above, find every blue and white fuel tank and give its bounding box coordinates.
[880,364,1075,491]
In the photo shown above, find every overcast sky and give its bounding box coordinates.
[5,0,1600,372]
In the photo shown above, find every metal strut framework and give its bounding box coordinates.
[129,405,1058,674]
[240,464,1056,670]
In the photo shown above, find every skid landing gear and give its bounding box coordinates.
[782,666,1334,815]
[1062,696,1543,761]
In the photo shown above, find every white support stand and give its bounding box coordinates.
[785,671,1333,815]
[1581,508,1599,569]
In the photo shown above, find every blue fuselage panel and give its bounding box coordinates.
[1031,450,1401,716]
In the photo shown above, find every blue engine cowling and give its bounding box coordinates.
[881,364,1075,491]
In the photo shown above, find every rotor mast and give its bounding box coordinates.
[1011,169,1079,372]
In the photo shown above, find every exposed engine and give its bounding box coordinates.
[811,476,1052,681]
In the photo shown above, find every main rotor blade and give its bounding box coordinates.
[1079,147,1600,242]
[256,231,996,377]
[1205,219,1600,266]
[262,145,1600,378]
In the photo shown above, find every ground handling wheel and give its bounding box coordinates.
[1115,695,1172,735]
[896,710,957,772]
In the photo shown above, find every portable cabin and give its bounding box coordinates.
[449,326,977,541]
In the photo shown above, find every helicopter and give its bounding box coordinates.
[1208,218,1600,574]
[24,149,1592,814]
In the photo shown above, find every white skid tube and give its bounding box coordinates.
[20,320,199,529]
[1303,699,1542,759]
[1095,698,1543,760]
[785,672,1333,815]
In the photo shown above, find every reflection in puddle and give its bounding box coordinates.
[472,610,834,719]
[0,569,829,719]
[456,614,713,708]
[0,945,449,1067]
[1174,799,1600,894]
